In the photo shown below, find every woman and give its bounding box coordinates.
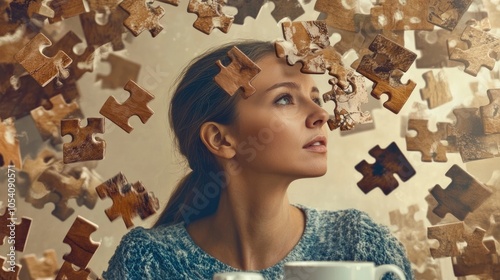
[103,40,414,280]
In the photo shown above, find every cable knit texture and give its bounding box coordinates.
[103,204,414,280]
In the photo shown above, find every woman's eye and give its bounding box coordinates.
[275,94,293,105]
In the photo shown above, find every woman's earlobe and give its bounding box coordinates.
[200,122,236,159]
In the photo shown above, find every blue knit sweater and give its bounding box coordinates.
[103,204,414,280]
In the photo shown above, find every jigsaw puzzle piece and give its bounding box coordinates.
[428,0,474,30]
[120,0,165,37]
[62,216,100,268]
[268,0,304,22]
[428,221,465,258]
[79,9,127,51]
[8,0,55,20]
[420,70,453,109]
[226,0,265,25]
[389,204,425,233]
[405,118,449,162]
[430,164,492,220]
[449,25,500,76]
[20,249,58,280]
[371,0,434,30]
[214,46,262,98]
[31,94,80,144]
[187,0,234,34]
[96,172,160,228]
[479,89,500,135]
[0,256,21,280]
[356,34,417,114]
[99,80,155,133]
[87,0,123,13]
[314,0,361,31]
[21,147,61,197]
[14,33,73,87]
[61,118,106,164]
[0,118,22,168]
[55,261,93,280]
[49,0,86,23]
[95,53,141,89]
[0,209,32,252]
[355,142,416,195]
[322,69,372,131]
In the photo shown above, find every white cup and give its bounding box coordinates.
[284,261,406,280]
[213,272,265,280]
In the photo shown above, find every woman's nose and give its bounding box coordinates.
[306,102,329,128]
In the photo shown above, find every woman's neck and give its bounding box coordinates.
[186,175,306,271]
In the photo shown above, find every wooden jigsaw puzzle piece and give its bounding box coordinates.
[428,0,474,30]
[8,0,55,19]
[187,0,234,34]
[0,209,32,252]
[95,53,141,89]
[322,69,372,131]
[120,0,165,37]
[49,0,86,23]
[79,9,127,51]
[99,80,155,133]
[449,25,500,76]
[430,164,492,220]
[356,34,417,114]
[21,147,61,196]
[20,249,58,280]
[480,89,500,135]
[355,142,416,195]
[226,0,264,25]
[0,256,21,280]
[214,46,262,98]
[314,0,361,31]
[55,261,92,280]
[61,118,106,164]
[461,227,493,265]
[428,221,465,258]
[87,0,123,13]
[420,70,452,109]
[389,204,425,233]
[268,0,304,23]
[62,216,100,268]
[14,33,73,87]
[405,118,449,162]
[370,0,434,30]
[31,94,80,144]
[96,172,160,228]
[0,118,22,168]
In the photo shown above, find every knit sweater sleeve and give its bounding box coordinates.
[351,210,415,280]
[102,227,183,280]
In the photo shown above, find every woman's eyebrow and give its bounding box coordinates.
[265,82,320,94]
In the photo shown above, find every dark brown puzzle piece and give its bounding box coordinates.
[61,118,106,164]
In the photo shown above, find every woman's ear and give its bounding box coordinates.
[200,122,236,159]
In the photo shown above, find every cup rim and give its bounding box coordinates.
[285,261,375,267]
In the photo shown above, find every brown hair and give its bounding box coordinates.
[153,40,275,227]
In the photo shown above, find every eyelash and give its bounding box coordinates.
[274,94,323,107]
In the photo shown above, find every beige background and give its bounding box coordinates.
[1,1,500,279]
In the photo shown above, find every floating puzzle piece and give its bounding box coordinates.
[390,204,425,233]
[120,0,165,37]
[371,0,434,30]
[99,80,155,133]
[79,9,127,51]
[428,221,465,258]
[314,0,361,31]
[44,31,95,80]
[0,209,31,252]
[460,227,492,265]
[21,147,62,198]
[452,235,498,277]
[0,256,21,280]
[355,142,416,195]
[322,70,372,131]
[187,0,234,34]
[158,0,180,5]
[413,261,442,280]
[405,119,450,162]
[214,46,262,98]
[96,172,160,228]
[420,70,453,109]
[428,0,474,30]
[449,25,500,76]
[14,33,72,87]
[55,261,93,280]
[8,0,55,19]
[268,0,304,23]
[61,118,106,164]
[62,216,100,268]
[87,0,123,12]
[95,53,141,89]
[430,164,492,220]
[226,0,265,25]
[447,107,500,162]
[0,118,22,168]
[49,0,86,23]
[356,34,417,114]
[479,89,500,134]
[31,94,80,144]
[20,249,58,280]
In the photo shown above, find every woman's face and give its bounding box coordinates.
[230,54,329,180]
